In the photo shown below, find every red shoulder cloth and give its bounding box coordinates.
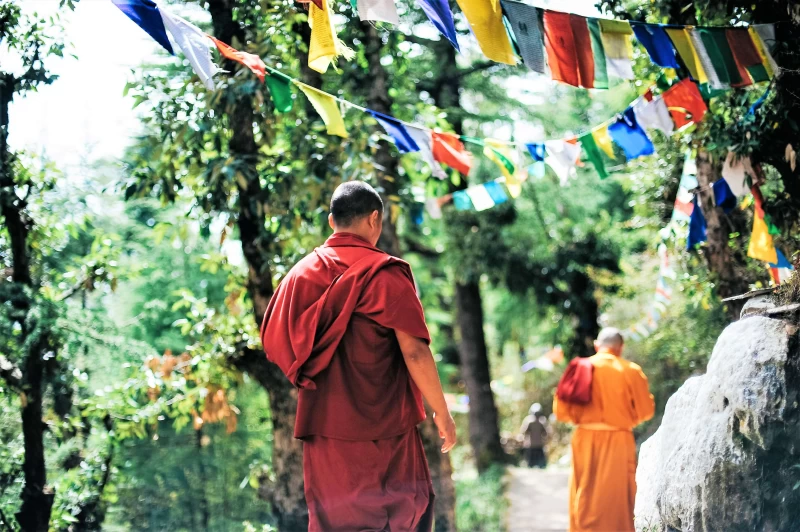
[260,237,408,389]
[556,357,593,405]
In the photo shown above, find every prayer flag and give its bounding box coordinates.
[484,140,516,179]
[750,25,779,77]
[662,79,707,129]
[665,27,708,83]
[544,140,581,185]
[525,143,546,162]
[726,28,770,83]
[672,198,693,222]
[159,9,218,90]
[356,0,399,25]
[713,178,737,213]
[587,18,608,89]
[698,28,743,87]
[416,0,459,50]
[483,180,509,205]
[748,210,778,263]
[721,152,753,197]
[265,67,294,113]
[370,111,420,153]
[608,107,655,160]
[632,95,675,135]
[687,196,707,250]
[432,132,472,175]
[592,125,616,159]
[689,29,727,90]
[452,190,474,210]
[209,37,266,82]
[308,0,355,74]
[578,131,608,179]
[501,1,546,74]
[543,11,595,88]
[295,82,348,137]
[598,19,634,79]
[631,23,679,69]
[113,0,174,55]
[770,249,793,269]
[425,197,443,219]
[456,0,516,64]
[407,127,448,179]
[466,185,496,211]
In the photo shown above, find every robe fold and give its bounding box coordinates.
[554,351,655,532]
[261,232,434,531]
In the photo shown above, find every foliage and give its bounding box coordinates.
[454,464,508,532]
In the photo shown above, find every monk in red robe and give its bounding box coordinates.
[261,181,457,531]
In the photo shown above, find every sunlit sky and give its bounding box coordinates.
[11,0,600,171]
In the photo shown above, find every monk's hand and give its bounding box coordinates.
[434,411,457,453]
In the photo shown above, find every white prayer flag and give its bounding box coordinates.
[425,198,443,219]
[544,140,581,186]
[356,0,400,24]
[465,185,496,211]
[633,96,675,135]
[158,5,218,90]
[407,127,448,180]
[722,151,754,197]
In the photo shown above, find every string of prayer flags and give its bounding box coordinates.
[356,0,400,25]
[209,37,266,82]
[308,0,355,74]
[662,79,707,129]
[578,131,608,179]
[631,23,680,69]
[295,82,349,137]
[598,20,634,79]
[406,127,448,179]
[112,0,174,55]
[543,11,595,88]
[768,250,794,285]
[417,0,460,50]
[432,133,472,175]
[455,0,516,65]
[544,139,581,185]
[665,27,708,83]
[712,178,737,213]
[501,1,546,74]
[698,28,744,87]
[370,111,420,153]
[264,67,294,113]
[687,196,707,250]
[608,107,654,160]
[158,8,218,90]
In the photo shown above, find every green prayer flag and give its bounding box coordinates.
[699,28,742,86]
[747,64,770,83]
[764,214,781,235]
[579,132,608,179]
[265,74,293,113]
[588,18,609,90]
[699,83,729,100]
[460,136,486,147]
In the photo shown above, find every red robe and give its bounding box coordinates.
[261,232,434,531]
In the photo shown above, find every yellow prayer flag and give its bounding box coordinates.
[592,125,616,159]
[665,27,708,84]
[308,0,354,74]
[483,139,515,180]
[295,82,349,138]
[748,213,778,263]
[598,19,633,60]
[748,27,776,79]
[455,0,516,65]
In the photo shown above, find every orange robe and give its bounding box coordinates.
[554,351,655,532]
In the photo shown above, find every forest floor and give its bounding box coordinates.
[506,466,570,532]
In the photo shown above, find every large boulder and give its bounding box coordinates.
[635,315,800,531]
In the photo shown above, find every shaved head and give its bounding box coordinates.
[595,327,624,356]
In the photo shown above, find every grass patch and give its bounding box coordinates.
[455,464,508,532]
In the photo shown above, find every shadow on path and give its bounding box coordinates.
[506,467,569,532]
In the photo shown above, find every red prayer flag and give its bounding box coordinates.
[432,132,472,175]
[543,11,594,89]
[726,28,764,68]
[297,0,324,8]
[556,357,593,404]
[209,36,267,82]
[662,79,708,129]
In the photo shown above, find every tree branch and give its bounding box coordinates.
[0,355,22,390]
[457,61,501,79]
[403,237,442,258]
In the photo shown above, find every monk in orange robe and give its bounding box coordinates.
[554,328,655,532]
[261,181,457,531]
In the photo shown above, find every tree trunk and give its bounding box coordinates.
[569,272,600,358]
[362,25,456,529]
[454,281,505,472]
[695,151,750,318]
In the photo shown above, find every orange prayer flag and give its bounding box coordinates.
[662,79,707,129]
[432,132,472,175]
[543,11,595,88]
[209,36,266,82]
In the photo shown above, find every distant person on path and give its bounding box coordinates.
[260,181,456,532]
[553,328,655,532]
[519,403,549,468]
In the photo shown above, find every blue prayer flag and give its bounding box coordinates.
[608,107,655,160]
[112,0,174,55]
[452,190,473,211]
[369,111,420,154]
[631,23,679,69]
[483,181,509,205]
[416,0,460,51]
[712,178,737,213]
[769,249,793,269]
[687,196,707,250]
[525,142,546,162]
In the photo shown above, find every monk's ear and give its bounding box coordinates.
[328,213,335,231]
[371,210,381,228]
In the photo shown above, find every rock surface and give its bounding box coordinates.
[635,316,800,531]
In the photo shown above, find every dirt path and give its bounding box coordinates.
[506,467,570,532]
